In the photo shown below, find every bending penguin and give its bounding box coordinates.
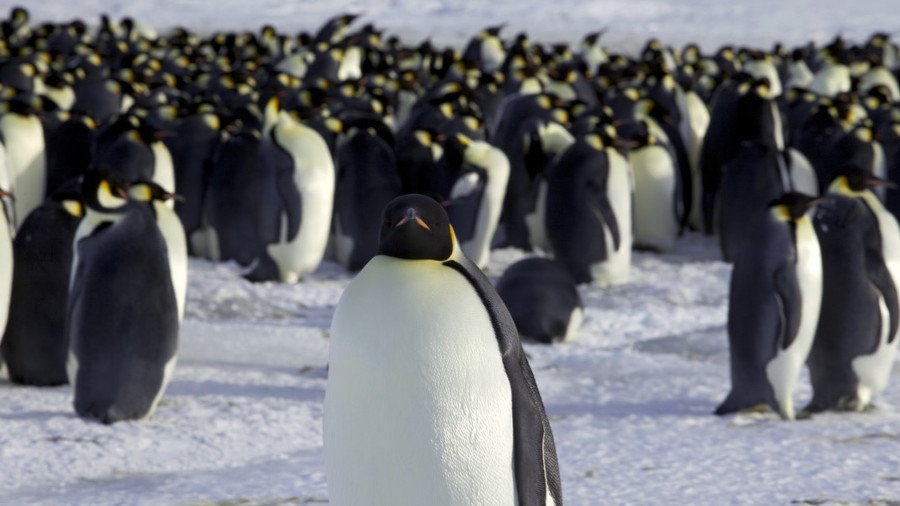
[715,193,822,420]
[67,170,179,424]
[806,167,900,413]
[325,194,562,505]
[444,133,510,269]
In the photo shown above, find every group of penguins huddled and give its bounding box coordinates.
[0,4,896,429]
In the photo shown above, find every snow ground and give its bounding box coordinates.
[1,1,900,504]
[2,235,899,505]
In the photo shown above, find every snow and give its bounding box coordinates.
[1,1,899,504]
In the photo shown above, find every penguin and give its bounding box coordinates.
[167,103,220,257]
[715,193,822,420]
[523,120,577,252]
[0,187,11,344]
[43,110,95,196]
[1,185,82,385]
[629,120,680,252]
[545,132,632,286]
[806,168,900,412]
[0,94,46,228]
[332,119,401,271]
[496,256,583,344]
[443,134,510,269]
[265,109,335,282]
[325,194,562,505]
[462,25,507,73]
[202,127,267,265]
[127,181,187,321]
[67,170,179,424]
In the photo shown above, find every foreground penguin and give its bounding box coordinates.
[715,193,822,420]
[806,168,900,413]
[1,186,82,385]
[67,171,179,424]
[325,194,562,505]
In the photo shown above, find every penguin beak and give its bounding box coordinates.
[0,189,8,198]
[868,176,898,190]
[395,208,431,231]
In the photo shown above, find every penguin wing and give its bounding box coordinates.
[866,249,900,344]
[271,140,303,242]
[444,256,563,505]
[587,177,621,251]
[444,167,486,244]
[773,262,802,350]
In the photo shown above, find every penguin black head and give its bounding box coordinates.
[768,192,820,222]
[378,194,454,261]
[828,165,895,194]
[81,169,130,213]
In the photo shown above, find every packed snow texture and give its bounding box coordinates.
[0,1,899,505]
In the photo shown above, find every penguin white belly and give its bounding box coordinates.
[269,119,336,281]
[154,201,188,321]
[562,307,583,343]
[0,211,12,340]
[525,179,550,252]
[631,145,678,252]
[325,256,516,506]
[685,91,710,231]
[765,216,822,419]
[787,148,819,196]
[462,143,509,269]
[46,85,76,111]
[151,142,176,207]
[1,114,46,228]
[852,296,896,408]
[872,142,887,202]
[591,151,632,286]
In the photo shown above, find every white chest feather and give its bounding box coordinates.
[153,201,188,321]
[325,256,515,506]
[458,142,510,268]
[151,141,176,203]
[1,113,45,228]
[268,113,336,281]
[630,144,678,251]
[0,209,12,340]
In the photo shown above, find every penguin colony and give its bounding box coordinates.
[0,1,895,496]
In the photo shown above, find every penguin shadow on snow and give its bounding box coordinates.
[164,362,325,402]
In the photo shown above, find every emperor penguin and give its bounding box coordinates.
[806,168,900,412]
[325,194,562,505]
[462,25,507,73]
[715,193,822,420]
[545,132,632,286]
[443,133,510,269]
[67,170,179,424]
[1,186,82,385]
[265,109,335,282]
[332,118,402,271]
[629,121,680,252]
[127,181,187,321]
[496,256,583,344]
[0,94,46,228]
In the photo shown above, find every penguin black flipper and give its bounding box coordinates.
[587,177,621,252]
[773,262,802,350]
[866,248,900,345]
[443,255,563,505]
[272,141,303,242]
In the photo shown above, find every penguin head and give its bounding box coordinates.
[768,192,820,222]
[378,194,455,261]
[828,165,896,195]
[81,169,130,212]
[128,181,177,204]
